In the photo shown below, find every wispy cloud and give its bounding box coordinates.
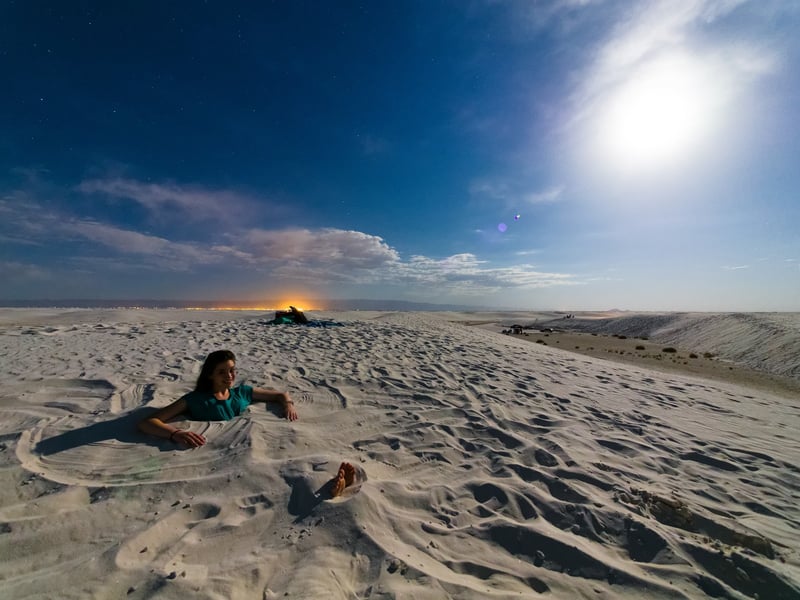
[0,260,51,281]
[722,264,749,271]
[65,220,224,270]
[470,179,565,206]
[388,253,575,293]
[77,177,269,224]
[524,186,565,204]
[573,0,781,122]
[484,0,608,38]
[356,133,391,156]
[1,192,575,294]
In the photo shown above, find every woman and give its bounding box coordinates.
[138,350,299,447]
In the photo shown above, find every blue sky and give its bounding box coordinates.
[2,1,798,310]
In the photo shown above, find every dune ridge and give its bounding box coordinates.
[0,309,798,599]
[522,312,800,380]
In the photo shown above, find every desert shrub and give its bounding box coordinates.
[689,353,698,359]
[536,339,546,345]
[616,334,627,339]
[662,347,677,353]
[635,345,645,350]
[703,352,714,359]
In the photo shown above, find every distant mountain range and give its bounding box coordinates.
[0,298,495,311]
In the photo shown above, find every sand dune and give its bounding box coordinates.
[0,309,798,599]
[526,312,800,380]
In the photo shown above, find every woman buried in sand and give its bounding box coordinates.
[138,350,299,448]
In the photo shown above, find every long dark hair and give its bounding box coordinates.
[195,350,236,392]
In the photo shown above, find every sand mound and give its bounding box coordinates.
[537,312,800,380]
[0,309,798,598]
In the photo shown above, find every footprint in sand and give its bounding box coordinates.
[115,502,222,571]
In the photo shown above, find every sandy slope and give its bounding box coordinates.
[472,312,800,400]
[0,309,798,599]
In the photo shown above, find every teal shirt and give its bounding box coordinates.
[182,384,253,421]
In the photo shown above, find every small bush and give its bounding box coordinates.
[662,347,677,353]
[689,353,698,359]
[703,352,714,359]
[617,334,627,339]
[635,345,645,350]
[536,339,547,345]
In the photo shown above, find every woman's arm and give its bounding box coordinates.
[252,387,299,421]
[137,398,206,447]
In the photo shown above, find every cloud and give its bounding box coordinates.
[389,253,575,293]
[524,186,565,204]
[77,177,265,223]
[64,220,224,270]
[1,195,575,294]
[484,0,608,38]
[242,228,400,268]
[0,260,51,281]
[357,133,391,156]
[721,264,749,270]
[574,0,780,117]
[470,179,565,206]
[0,233,42,246]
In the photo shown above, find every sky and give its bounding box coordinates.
[2,0,799,311]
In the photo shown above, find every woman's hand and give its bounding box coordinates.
[172,429,206,447]
[252,388,299,421]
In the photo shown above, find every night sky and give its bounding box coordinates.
[2,1,799,309]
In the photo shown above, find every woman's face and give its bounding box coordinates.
[210,360,236,391]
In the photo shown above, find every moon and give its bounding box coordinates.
[595,54,724,173]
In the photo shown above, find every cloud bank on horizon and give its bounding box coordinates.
[1,1,798,310]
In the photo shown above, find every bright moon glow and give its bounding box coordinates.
[596,54,724,173]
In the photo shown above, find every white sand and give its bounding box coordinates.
[0,309,798,599]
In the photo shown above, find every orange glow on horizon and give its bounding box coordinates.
[182,295,324,311]
[274,297,321,311]
[185,306,274,311]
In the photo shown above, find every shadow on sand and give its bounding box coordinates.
[34,407,190,455]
